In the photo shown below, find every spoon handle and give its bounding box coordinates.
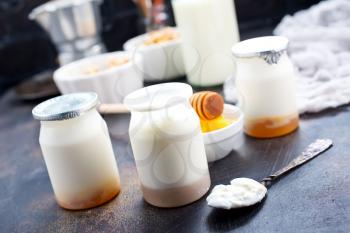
[261,139,333,187]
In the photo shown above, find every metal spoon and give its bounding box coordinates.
[206,139,333,209]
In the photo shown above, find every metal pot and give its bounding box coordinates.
[29,0,106,65]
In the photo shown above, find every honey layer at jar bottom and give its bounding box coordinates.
[141,174,211,208]
[56,178,121,210]
[244,114,299,138]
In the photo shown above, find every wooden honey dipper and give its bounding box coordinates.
[190,91,224,120]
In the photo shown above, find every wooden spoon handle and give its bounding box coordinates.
[98,104,129,114]
[261,139,333,187]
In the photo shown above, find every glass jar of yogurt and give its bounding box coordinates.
[124,83,211,207]
[32,93,121,210]
[232,36,299,138]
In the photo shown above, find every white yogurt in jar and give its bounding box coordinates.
[33,93,121,210]
[232,37,299,138]
[130,104,208,188]
[124,83,211,208]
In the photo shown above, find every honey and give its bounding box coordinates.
[244,114,299,138]
[200,116,233,133]
[56,179,121,210]
[190,91,233,133]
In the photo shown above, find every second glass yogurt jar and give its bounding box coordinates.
[232,36,299,138]
[124,83,211,208]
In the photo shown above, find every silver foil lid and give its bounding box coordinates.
[232,36,289,65]
[32,92,98,121]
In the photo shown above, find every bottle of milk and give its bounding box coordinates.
[171,0,240,86]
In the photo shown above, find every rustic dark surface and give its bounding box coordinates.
[1,88,350,233]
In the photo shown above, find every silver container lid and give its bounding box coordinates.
[232,36,289,64]
[32,92,98,121]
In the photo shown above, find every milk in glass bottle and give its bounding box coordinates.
[172,0,240,86]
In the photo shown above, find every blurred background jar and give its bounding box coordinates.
[171,0,239,87]
[232,36,299,138]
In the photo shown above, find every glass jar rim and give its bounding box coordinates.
[123,82,193,112]
[232,36,288,59]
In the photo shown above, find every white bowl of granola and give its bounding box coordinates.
[123,27,185,82]
[53,51,143,103]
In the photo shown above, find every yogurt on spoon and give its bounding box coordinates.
[206,139,333,210]
[207,178,267,209]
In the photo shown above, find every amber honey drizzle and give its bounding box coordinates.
[245,114,299,138]
[56,179,121,210]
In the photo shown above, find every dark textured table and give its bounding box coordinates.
[1,89,350,233]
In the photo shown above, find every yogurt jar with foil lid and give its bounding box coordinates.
[232,36,299,138]
[32,92,121,210]
[32,92,99,121]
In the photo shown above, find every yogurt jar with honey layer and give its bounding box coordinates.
[32,93,121,210]
[124,83,210,208]
[232,36,299,138]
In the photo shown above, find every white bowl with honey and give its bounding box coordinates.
[123,27,185,82]
[190,91,244,162]
[203,104,244,162]
[53,51,143,104]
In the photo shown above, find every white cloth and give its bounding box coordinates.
[224,0,350,114]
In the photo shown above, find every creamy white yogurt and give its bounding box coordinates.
[129,102,209,189]
[206,178,267,209]
[124,83,211,207]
